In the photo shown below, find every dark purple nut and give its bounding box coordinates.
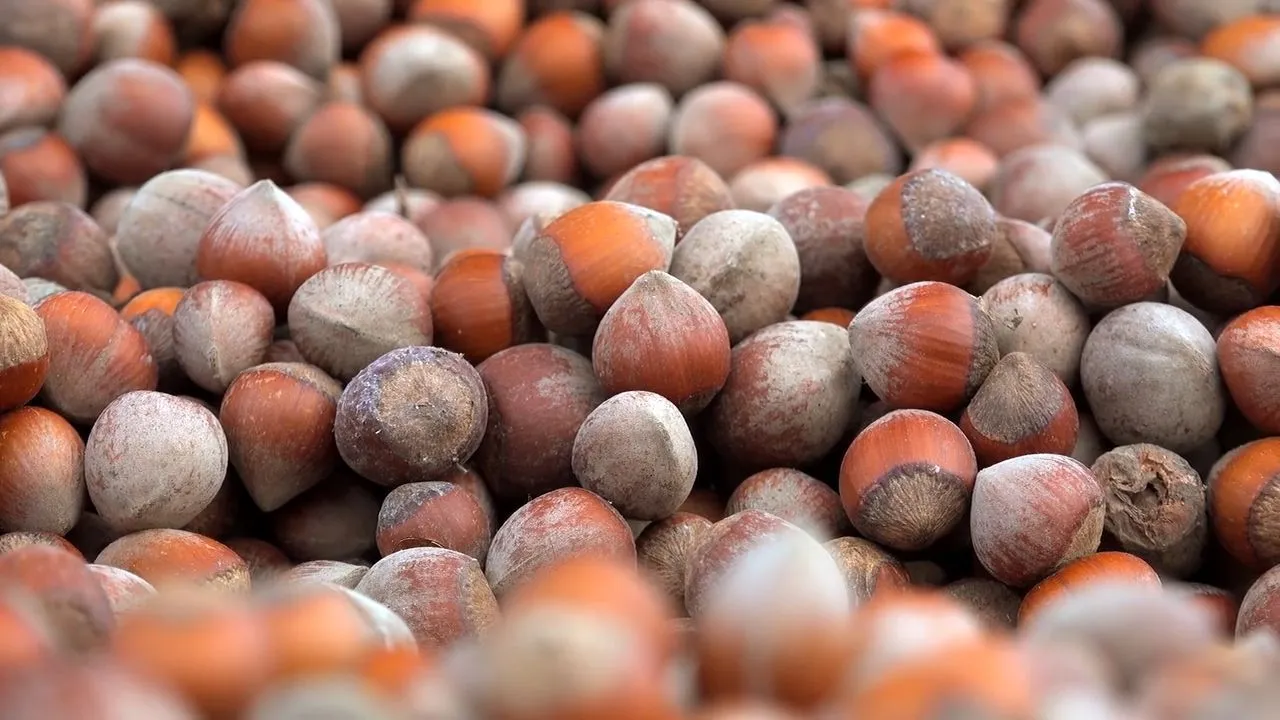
[354,546,499,650]
[767,185,878,314]
[114,169,244,289]
[271,472,381,561]
[334,345,488,487]
[172,280,275,394]
[708,321,860,474]
[572,390,698,521]
[778,97,903,185]
[0,201,117,296]
[219,362,342,512]
[485,487,636,598]
[85,391,227,533]
[726,468,850,541]
[376,481,492,563]
[287,262,433,381]
[474,344,606,503]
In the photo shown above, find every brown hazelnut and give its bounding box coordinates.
[959,352,1079,466]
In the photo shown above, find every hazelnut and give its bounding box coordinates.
[1218,306,1280,434]
[115,169,243,289]
[36,291,158,424]
[842,587,985,689]
[216,61,323,154]
[603,155,734,241]
[0,407,84,534]
[486,487,635,598]
[670,210,799,343]
[87,564,156,615]
[516,106,579,185]
[846,638,1035,717]
[944,578,1022,630]
[523,200,676,336]
[321,210,433,272]
[964,96,1081,160]
[684,510,808,619]
[1018,551,1162,624]
[1080,302,1225,453]
[846,9,940,83]
[1050,182,1187,309]
[272,473,380,561]
[402,107,526,198]
[602,0,724,97]
[592,270,730,414]
[0,0,94,77]
[171,280,275,394]
[496,181,589,228]
[668,82,778,179]
[958,40,1040,114]
[376,481,492,562]
[910,138,999,193]
[824,536,911,606]
[58,59,194,185]
[573,391,698,520]
[220,362,341,511]
[841,409,977,551]
[0,48,66,134]
[869,51,977,153]
[966,217,1053,295]
[576,84,673,181]
[1013,0,1123,77]
[0,201,117,296]
[1238,564,1280,637]
[970,453,1105,587]
[1092,443,1207,577]
[407,0,523,60]
[92,0,177,66]
[0,128,89,209]
[495,11,605,118]
[419,196,514,268]
[284,102,393,199]
[1170,169,1280,314]
[778,97,903,186]
[865,169,998,286]
[849,281,1000,413]
[359,25,489,133]
[355,547,498,650]
[1044,57,1140,126]
[1207,437,1280,570]
[0,546,113,651]
[722,16,822,114]
[1143,58,1254,154]
[474,343,605,502]
[176,49,226,104]
[430,249,541,363]
[0,295,48,412]
[282,560,369,589]
[223,0,339,80]
[636,512,712,616]
[196,179,327,315]
[988,144,1108,225]
[727,157,832,214]
[959,352,1079,466]
[708,321,860,473]
[335,345,487,486]
[287,262,433,381]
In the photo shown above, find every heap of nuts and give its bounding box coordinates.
[7,0,1280,717]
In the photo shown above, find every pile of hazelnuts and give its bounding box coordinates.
[5,0,1280,717]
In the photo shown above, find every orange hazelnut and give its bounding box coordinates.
[959,352,1079,466]
[779,97,903,185]
[284,101,393,199]
[903,0,1010,51]
[957,40,1040,114]
[0,295,49,412]
[517,106,579,184]
[197,179,327,315]
[843,587,985,689]
[402,107,526,198]
[359,25,490,134]
[288,182,364,230]
[865,169,997,286]
[224,538,291,583]
[110,591,272,716]
[408,0,524,59]
[57,59,195,185]
[728,468,849,541]
[92,0,177,66]
[592,270,730,414]
[0,545,115,651]
[0,201,116,294]
[1135,153,1232,209]
[0,592,56,670]
[216,60,323,154]
[1208,437,1280,570]
[971,454,1105,588]
[963,96,1080,159]
[181,102,245,165]
[0,531,83,558]
[256,584,397,682]
[847,9,940,83]
[0,47,67,135]
[722,16,821,114]
[376,480,491,562]
[1050,181,1188,309]
[604,155,733,241]
[429,248,542,363]
[602,0,724,97]
[1219,306,1280,435]
[355,546,497,649]
[1171,169,1280,313]
[223,0,340,80]
[119,287,185,389]
[668,82,777,179]
[841,409,976,551]
[522,200,676,335]
[1018,551,1161,623]
[0,406,84,534]
[0,0,95,77]
[869,51,976,153]
[909,138,998,192]
[176,49,226,105]
[36,291,157,424]
[801,307,857,326]
[496,11,605,118]
[1013,0,1123,77]
[96,529,250,592]
[420,196,513,267]
[849,281,999,412]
